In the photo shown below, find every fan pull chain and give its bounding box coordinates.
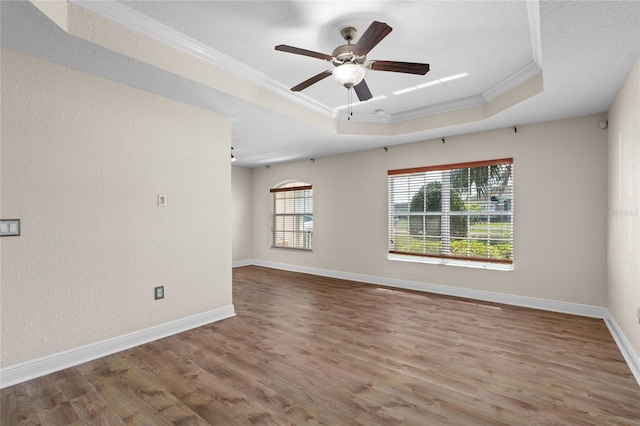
[347,89,350,121]
[351,89,354,119]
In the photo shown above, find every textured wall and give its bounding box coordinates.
[0,48,232,366]
[249,114,608,306]
[232,165,252,262]
[607,57,640,356]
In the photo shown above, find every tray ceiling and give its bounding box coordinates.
[1,1,638,166]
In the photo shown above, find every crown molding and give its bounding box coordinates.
[336,111,393,123]
[389,61,541,124]
[526,0,543,67]
[482,61,542,102]
[392,94,486,123]
[70,0,335,118]
[69,0,544,128]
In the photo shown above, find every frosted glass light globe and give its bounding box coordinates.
[333,63,365,88]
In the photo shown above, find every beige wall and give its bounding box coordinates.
[249,114,608,306]
[607,57,640,356]
[0,48,232,366]
[232,165,253,262]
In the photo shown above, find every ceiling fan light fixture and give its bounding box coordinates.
[276,21,429,103]
[333,63,365,88]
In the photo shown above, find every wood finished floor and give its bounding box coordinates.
[2,265,640,425]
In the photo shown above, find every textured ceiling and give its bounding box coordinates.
[119,0,534,114]
[1,1,639,167]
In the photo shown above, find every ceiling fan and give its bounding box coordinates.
[275,21,430,102]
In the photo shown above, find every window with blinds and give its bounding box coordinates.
[388,158,513,267]
[270,181,313,250]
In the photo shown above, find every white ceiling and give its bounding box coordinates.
[1,1,639,167]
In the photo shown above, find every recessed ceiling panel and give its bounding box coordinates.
[119,1,533,116]
[3,1,638,167]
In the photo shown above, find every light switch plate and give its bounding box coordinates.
[0,219,20,237]
[155,286,164,300]
[157,194,167,207]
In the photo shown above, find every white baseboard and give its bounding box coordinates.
[232,259,254,268]
[0,305,235,389]
[251,260,606,318]
[5,262,639,389]
[603,311,640,385]
[248,260,639,387]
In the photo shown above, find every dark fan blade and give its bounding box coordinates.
[353,21,392,56]
[353,80,373,101]
[275,45,333,61]
[369,60,430,75]
[290,70,333,92]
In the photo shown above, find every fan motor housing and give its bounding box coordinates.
[331,44,366,67]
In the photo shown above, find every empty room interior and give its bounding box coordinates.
[1,1,639,424]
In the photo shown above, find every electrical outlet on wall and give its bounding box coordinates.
[155,286,164,300]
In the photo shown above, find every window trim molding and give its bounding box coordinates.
[388,250,513,265]
[388,252,514,271]
[388,158,513,176]
[270,181,313,251]
[388,157,514,267]
[270,185,313,193]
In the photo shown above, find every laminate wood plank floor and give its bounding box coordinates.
[3,265,640,425]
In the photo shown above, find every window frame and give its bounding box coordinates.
[270,182,313,251]
[388,158,514,270]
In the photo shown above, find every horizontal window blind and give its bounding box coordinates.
[388,158,513,264]
[270,182,313,250]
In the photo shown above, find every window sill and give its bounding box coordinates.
[388,253,513,271]
[270,246,313,252]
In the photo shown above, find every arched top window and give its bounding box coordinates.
[270,181,313,250]
[273,180,311,190]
